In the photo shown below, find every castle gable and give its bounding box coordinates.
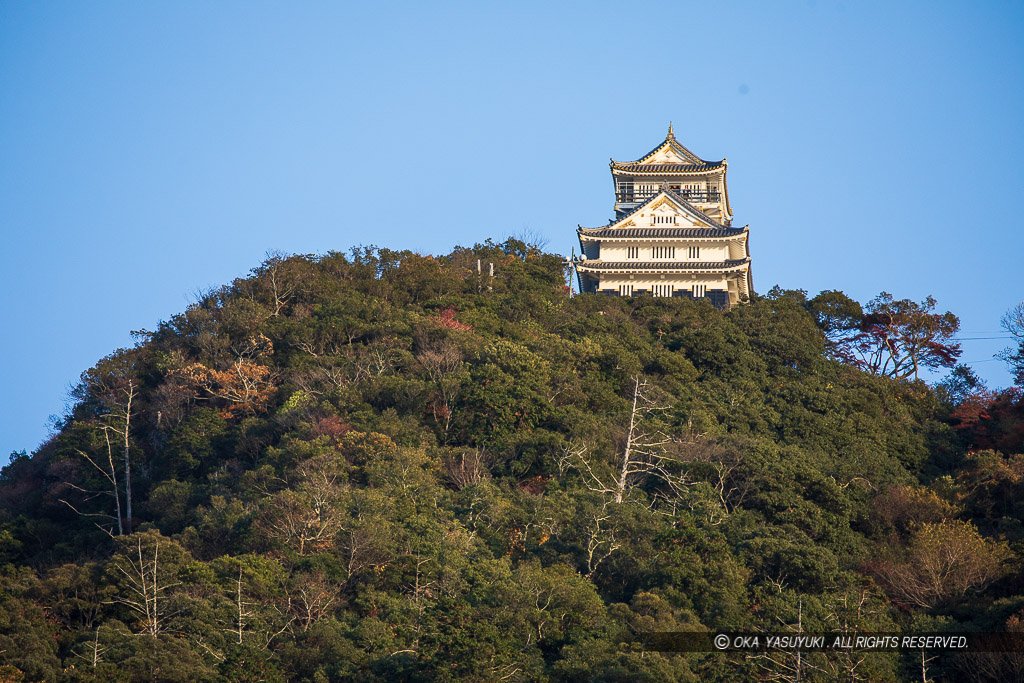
[643,141,697,165]
[604,190,718,230]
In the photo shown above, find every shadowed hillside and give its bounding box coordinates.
[1,239,1021,682]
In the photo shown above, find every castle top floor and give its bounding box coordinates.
[610,125,732,225]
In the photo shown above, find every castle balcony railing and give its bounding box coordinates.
[616,190,722,204]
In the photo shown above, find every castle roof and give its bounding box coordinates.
[609,124,726,173]
[577,226,746,240]
[579,188,727,232]
[574,258,751,273]
[610,162,725,174]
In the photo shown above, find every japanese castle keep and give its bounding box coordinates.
[573,126,753,308]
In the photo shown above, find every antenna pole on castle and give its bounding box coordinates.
[566,247,577,297]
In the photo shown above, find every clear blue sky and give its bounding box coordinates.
[2,1,1022,459]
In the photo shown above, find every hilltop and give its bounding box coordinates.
[1,239,1022,682]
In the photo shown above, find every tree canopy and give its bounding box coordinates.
[0,241,1020,682]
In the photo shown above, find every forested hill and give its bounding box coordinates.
[1,239,1022,682]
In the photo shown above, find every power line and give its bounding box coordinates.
[955,336,1013,341]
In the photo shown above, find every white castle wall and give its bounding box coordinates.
[598,243,731,262]
[595,273,729,292]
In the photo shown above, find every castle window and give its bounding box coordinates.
[616,180,634,202]
[652,246,675,259]
[619,284,634,296]
[693,284,707,298]
[652,215,678,225]
[688,246,700,259]
[653,284,673,298]
[626,246,639,259]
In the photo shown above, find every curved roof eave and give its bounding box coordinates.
[610,162,726,175]
[575,258,751,274]
[580,189,727,232]
[577,226,748,241]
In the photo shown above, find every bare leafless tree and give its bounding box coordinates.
[442,449,490,489]
[583,503,620,578]
[1000,302,1024,342]
[683,439,754,514]
[998,301,1024,384]
[563,376,691,505]
[416,339,464,438]
[291,363,351,398]
[363,337,402,377]
[228,568,253,645]
[109,378,137,528]
[289,570,337,632]
[256,455,347,556]
[59,429,124,537]
[511,227,550,253]
[109,533,181,636]
[71,626,116,669]
[748,597,807,683]
[955,612,1024,683]
[65,352,141,533]
[405,555,436,651]
[868,520,1011,609]
[251,250,307,317]
[219,565,295,649]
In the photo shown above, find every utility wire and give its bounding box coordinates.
[955,336,1013,341]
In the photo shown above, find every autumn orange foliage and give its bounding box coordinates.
[432,307,473,331]
[173,335,278,418]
